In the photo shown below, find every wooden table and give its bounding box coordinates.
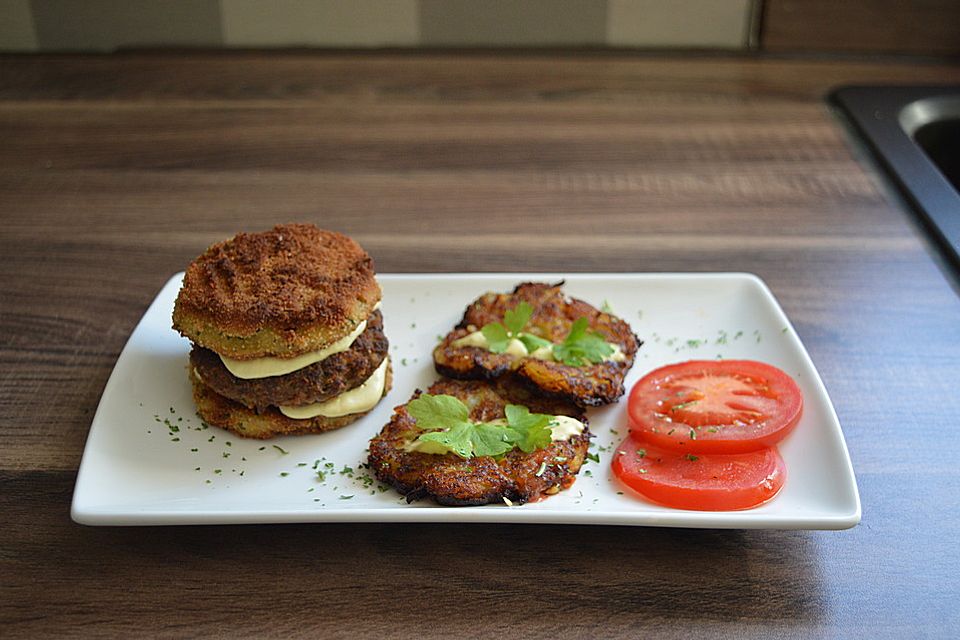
[3,52,960,638]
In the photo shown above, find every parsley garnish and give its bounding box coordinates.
[408,393,554,459]
[479,302,616,367]
[480,301,551,354]
[552,317,614,366]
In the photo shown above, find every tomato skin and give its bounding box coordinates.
[611,437,786,511]
[627,360,803,454]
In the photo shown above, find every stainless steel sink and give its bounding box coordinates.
[831,86,960,271]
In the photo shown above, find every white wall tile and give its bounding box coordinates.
[607,0,752,48]
[221,0,419,47]
[0,0,37,51]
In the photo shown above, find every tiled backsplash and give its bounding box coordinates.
[1,0,757,51]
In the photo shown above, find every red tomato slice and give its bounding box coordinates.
[611,436,786,511]
[627,360,803,454]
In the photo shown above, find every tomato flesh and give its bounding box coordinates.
[611,436,786,511]
[628,360,803,454]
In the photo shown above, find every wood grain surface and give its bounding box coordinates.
[3,52,960,638]
[761,0,960,56]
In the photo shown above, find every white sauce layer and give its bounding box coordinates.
[450,330,625,362]
[220,302,381,380]
[278,357,388,420]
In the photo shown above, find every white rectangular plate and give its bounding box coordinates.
[72,273,860,529]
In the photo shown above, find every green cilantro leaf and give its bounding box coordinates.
[480,302,538,354]
[480,322,511,353]
[408,395,557,459]
[517,332,551,353]
[407,393,471,430]
[415,419,516,459]
[552,317,615,366]
[409,394,516,458]
[504,404,553,453]
[416,422,481,459]
[503,301,533,335]
[470,422,518,457]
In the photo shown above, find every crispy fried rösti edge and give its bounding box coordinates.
[173,224,381,359]
[190,311,389,412]
[368,377,590,506]
[190,360,392,439]
[432,282,640,407]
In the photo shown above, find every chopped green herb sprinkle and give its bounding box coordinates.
[273,445,289,455]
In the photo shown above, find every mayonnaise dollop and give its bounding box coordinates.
[450,330,625,362]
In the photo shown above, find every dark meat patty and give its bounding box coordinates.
[191,311,388,412]
[433,282,639,407]
[191,360,392,439]
[368,377,591,506]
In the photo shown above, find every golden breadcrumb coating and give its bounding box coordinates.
[173,223,380,359]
